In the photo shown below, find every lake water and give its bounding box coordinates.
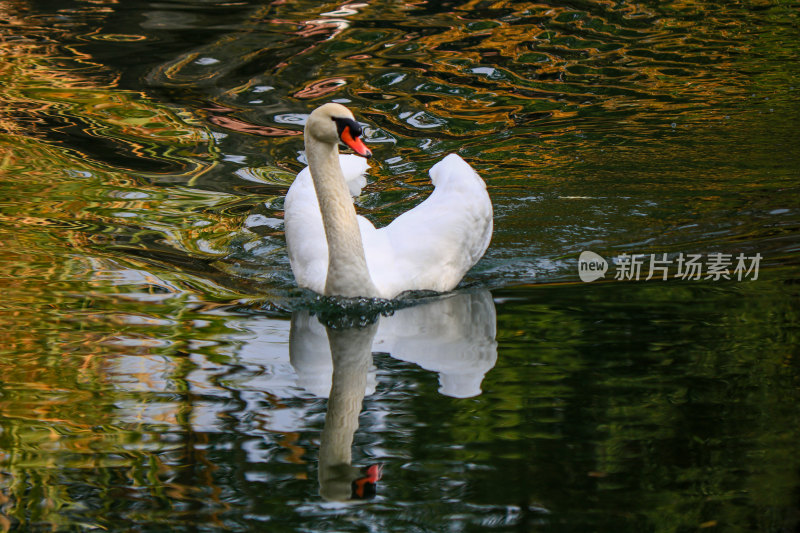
[1,0,799,531]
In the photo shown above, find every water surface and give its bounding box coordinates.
[1,0,799,531]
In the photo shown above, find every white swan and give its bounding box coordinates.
[284,103,493,299]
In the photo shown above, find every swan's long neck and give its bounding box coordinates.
[305,134,378,298]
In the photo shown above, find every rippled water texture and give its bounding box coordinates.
[1,0,800,531]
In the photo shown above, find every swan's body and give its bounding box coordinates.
[284,103,492,299]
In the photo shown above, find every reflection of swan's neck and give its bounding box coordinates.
[306,133,377,297]
[318,323,378,501]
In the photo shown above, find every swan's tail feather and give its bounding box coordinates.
[339,154,370,196]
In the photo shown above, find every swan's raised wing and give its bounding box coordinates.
[364,154,492,298]
[284,155,371,293]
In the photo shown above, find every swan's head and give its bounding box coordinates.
[306,103,372,158]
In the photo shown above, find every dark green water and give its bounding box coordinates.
[1,0,800,531]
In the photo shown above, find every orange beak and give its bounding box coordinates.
[340,127,372,158]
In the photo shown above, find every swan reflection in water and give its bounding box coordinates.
[103,289,496,503]
[290,290,497,501]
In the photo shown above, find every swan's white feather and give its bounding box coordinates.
[285,153,492,299]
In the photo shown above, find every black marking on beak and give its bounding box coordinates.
[332,117,363,139]
[333,116,372,158]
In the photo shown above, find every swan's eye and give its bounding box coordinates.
[332,117,362,139]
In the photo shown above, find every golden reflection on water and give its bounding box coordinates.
[0,1,286,309]
[0,24,264,526]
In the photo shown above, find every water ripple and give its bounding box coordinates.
[1,4,800,526]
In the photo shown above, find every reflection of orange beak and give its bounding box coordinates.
[351,463,383,500]
[340,127,372,158]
